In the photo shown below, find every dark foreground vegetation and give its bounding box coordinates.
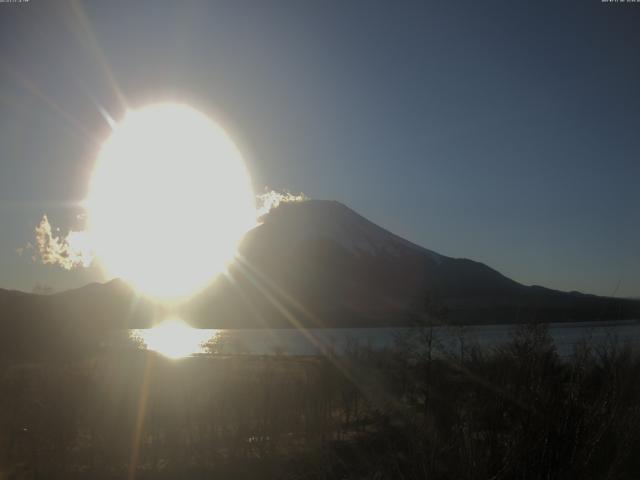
[2,323,640,479]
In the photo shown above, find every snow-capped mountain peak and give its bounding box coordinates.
[260,199,443,263]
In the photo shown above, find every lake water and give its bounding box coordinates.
[131,319,640,357]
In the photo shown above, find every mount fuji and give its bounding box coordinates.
[2,200,639,333]
[186,200,639,327]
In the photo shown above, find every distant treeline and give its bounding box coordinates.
[2,322,640,479]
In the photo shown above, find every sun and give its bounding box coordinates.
[86,103,256,301]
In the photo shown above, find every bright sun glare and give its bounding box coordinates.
[86,103,256,301]
[133,318,216,359]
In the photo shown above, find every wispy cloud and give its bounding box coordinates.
[256,189,309,218]
[21,190,307,271]
[33,214,94,270]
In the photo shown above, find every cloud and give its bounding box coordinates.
[256,189,309,218]
[22,189,306,271]
[33,214,94,270]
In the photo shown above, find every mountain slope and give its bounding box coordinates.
[186,200,640,327]
[2,199,639,331]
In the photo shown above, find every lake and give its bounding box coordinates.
[130,319,640,358]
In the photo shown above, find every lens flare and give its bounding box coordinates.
[86,103,256,301]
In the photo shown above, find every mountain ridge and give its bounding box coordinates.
[2,199,639,331]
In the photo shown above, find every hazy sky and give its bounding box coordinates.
[1,1,639,297]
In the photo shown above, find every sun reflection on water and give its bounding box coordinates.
[131,318,218,359]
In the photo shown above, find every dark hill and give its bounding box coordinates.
[2,200,639,334]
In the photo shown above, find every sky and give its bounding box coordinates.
[0,0,639,297]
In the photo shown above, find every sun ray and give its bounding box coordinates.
[1,62,101,144]
[228,256,397,408]
[128,353,154,480]
[236,255,322,327]
[68,0,129,111]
